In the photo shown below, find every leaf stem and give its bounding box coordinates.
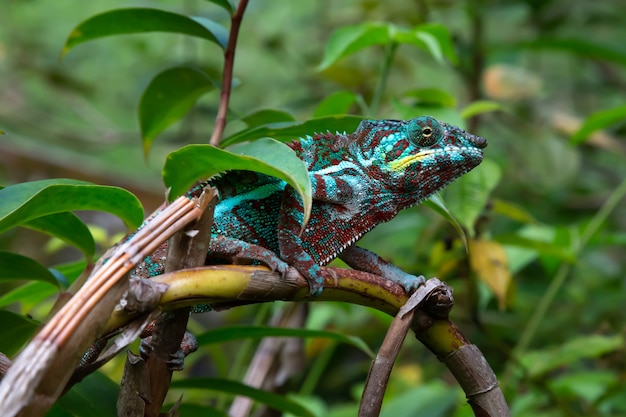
[369,41,397,117]
[210,0,249,146]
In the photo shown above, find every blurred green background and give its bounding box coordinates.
[1,0,626,416]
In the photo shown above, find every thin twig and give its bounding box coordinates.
[209,0,250,146]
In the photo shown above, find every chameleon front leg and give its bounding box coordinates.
[277,187,325,297]
[339,245,425,293]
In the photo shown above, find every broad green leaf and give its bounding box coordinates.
[56,372,119,417]
[520,335,624,378]
[196,325,374,357]
[318,22,391,70]
[443,158,501,237]
[0,179,143,233]
[516,38,626,67]
[0,252,61,286]
[140,66,217,155]
[63,8,228,55]
[313,91,358,117]
[240,109,296,128]
[395,23,458,64]
[405,88,456,108]
[205,0,234,14]
[0,310,38,356]
[571,105,626,144]
[0,261,86,309]
[170,378,315,417]
[221,115,363,147]
[163,139,312,224]
[461,100,503,119]
[24,212,95,257]
[0,129,5,134]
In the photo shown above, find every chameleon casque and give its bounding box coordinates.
[134,115,487,296]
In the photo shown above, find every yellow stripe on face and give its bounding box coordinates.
[388,149,437,172]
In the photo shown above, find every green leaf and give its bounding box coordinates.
[0,179,143,233]
[405,88,456,108]
[520,335,624,378]
[515,38,626,67]
[570,105,626,144]
[170,378,315,417]
[163,139,312,224]
[172,403,228,417]
[240,109,296,128]
[63,8,228,55]
[221,115,363,147]
[205,0,234,14]
[196,325,374,357]
[140,66,217,155]
[424,195,467,248]
[461,100,503,119]
[0,261,86,309]
[443,158,501,237]
[24,212,95,257]
[0,252,61,286]
[56,372,119,417]
[395,23,458,64]
[494,234,575,262]
[318,22,391,70]
[0,310,38,357]
[313,91,358,117]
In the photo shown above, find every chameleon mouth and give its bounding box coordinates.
[388,148,482,172]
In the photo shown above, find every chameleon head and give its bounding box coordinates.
[372,115,487,203]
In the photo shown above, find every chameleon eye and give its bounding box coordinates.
[406,116,441,147]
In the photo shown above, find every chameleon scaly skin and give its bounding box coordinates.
[135,115,487,296]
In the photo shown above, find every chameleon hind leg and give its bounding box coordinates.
[206,235,289,274]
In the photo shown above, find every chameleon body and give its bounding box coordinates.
[135,116,487,296]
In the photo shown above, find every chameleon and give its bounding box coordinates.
[134,115,487,297]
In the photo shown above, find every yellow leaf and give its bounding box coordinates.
[468,239,513,309]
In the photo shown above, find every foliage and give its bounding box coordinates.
[1,0,626,416]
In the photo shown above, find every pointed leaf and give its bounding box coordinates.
[140,66,217,155]
[0,179,143,233]
[424,195,467,248]
[163,139,312,224]
[313,91,358,117]
[0,310,39,356]
[56,372,119,417]
[461,100,504,119]
[0,261,86,309]
[571,104,626,144]
[170,378,315,417]
[63,8,228,55]
[221,115,363,147]
[318,22,391,70]
[196,325,374,357]
[0,252,61,286]
[204,0,234,14]
[405,88,456,108]
[395,23,458,64]
[24,212,95,257]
